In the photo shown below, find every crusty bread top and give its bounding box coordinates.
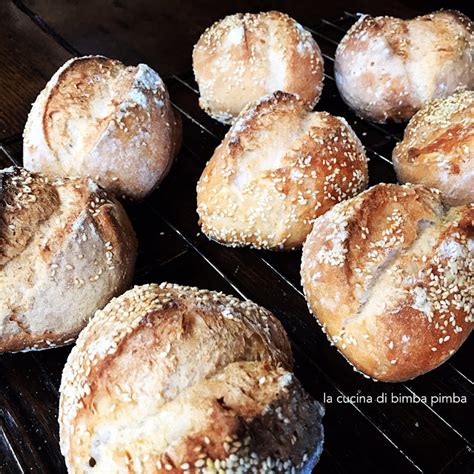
[392,89,474,205]
[197,91,368,249]
[0,167,130,262]
[60,283,293,420]
[394,89,474,151]
[43,57,134,162]
[60,283,294,461]
[193,11,324,123]
[0,167,137,353]
[339,10,473,76]
[0,167,121,268]
[301,183,473,381]
[339,10,472,53]
[0,167,59,265]
[25,56,170,167]
[335,10,473,122]
[23,55,179,199]
[57,284,325,473]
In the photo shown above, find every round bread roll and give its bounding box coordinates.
[0,167,137,353]
[301,183,473,382]
[193,11,324,124]
[59,283,325,473]
[197,91,368,250]
[393,89,474,206]
[23,55,181,200]
[334,10,473,123]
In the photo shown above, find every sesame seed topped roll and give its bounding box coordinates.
[0,167,137,353]
[59,283,325,473]
[301,183,473,382]
[197,91,368,250]
[23,55,181,200]
[193,11,324,124]
[393,89,474,206]
[335,10,473,123]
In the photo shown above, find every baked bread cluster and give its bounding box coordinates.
[59,283,325,473]
[301,183,473,382]
[393,89,474,205]
[0,167,137,353]
[193,11,324,123]
[335,10,473,122]
[3,6,472,472]
[24,55,181,200]
[197,91,368,249]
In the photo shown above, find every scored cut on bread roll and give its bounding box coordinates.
[0,167,137,353]
[59,283,325,473]
[197,91,368,250]
[193,11,324,124]
[393,89,474,206]
[23,55,181,200]
[301,183,473,382]
[335,10,473,123]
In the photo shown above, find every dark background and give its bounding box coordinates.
[0,1,473,473]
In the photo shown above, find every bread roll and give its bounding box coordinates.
[301,183,473,382]
[335,11,473,122]
[59,283,324,473]
[0,167,137,353]
[193,11,324,124]
[393,89,474,205]
[23,55,181,200]
[197,91,368,249]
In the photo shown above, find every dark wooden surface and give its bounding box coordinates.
[1,1,473,473]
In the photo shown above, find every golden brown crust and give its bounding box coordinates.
[193,11,324,123]
[393,90,474,205]
[59,283,324,473]
[197,91,368,249]
[301,183,473,382]
[0,167,137,353]
[335,10,473,122]
[23,55,180,200]
[0,168,59,266]
[44,57,133,156]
